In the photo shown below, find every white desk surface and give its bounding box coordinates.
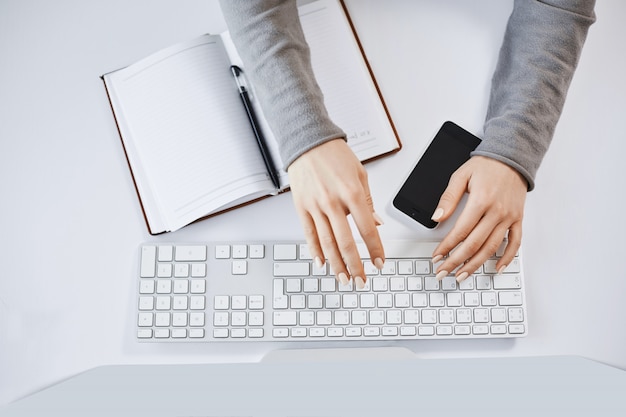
[1,0,625,405]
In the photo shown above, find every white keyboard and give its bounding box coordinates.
[136,240,527,341]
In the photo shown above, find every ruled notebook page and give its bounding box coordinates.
[298,0,399,162]
[105,35,274,232]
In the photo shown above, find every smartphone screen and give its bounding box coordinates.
[392,121,482,228]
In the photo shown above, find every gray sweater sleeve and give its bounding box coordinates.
[220,0,596,185]
[475,0,595,190]
[219,0,346,169]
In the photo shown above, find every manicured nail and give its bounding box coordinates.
[436,270,448,281]
[456,271,469,282]
[315,256,324,269]
[338,272,349,286]
[355,276,365,290]
[432,254,443,264]
[374,257,385,270]
[497,265,507,275]
[373,212,385,226]
[431,207,444,221]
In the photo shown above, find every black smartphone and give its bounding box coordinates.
[392,121,482,228]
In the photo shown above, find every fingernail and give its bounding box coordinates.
[456,271,469,282]
[436,270,448,281]
[432,254,443,264]
[373,212,385,226]
[355,276,365,290]
[374,257,385,270]
[431,207,444,221]
[315,256,324,269]
[338,272,349,286]
[497,265,507,275]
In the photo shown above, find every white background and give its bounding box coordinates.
[1,0,625,405]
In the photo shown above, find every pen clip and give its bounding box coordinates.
[230,65,247,93]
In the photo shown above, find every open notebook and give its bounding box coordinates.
[102,0,401,234]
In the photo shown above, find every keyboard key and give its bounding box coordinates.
[493,274,522,289]
[273,311,297,326]
[232,260,247,275]
[320,278,336,292]
[175,245,206,262]
[308,294,323,309]
[334,311,349,325]
[390,277,405,291]
[422,309,436,324]
[286,278,302,293]
[249,295,264,310]
[473,325,489,335]
[499,292,523,306]
[231,295,247,310]
[249,244,265,259]
[437,326,453,335]
[382,326,398,336]
[214,295,229,310]
[424,276,439,291]
[249,311,264,326]
[418,326,434,336]
[316,311,332,325]
[346,327,362,337]
[232,245,247,259]
[157,264,172,278]
[400,326,417,336]
[189,329,205,338]
[303,278,319,292]
[157,245,173,262]
[189,313,204,327]
[139,280,155,294]
[372,277,388,292]
[138,313,153,327]
[364,327,380,337]
[508,307,524,322]
[455,325,471,335]
[407,276,422,291]
[404,310,419,324]
[215,245,230,259]
[476,275,491,290]
[327,328,343,337]
[140,246,157,278]
[509,324,526,334]
[190,279,205,294]
[191,264,206,277]
[369,310,385,325]
[174,263,189,278]
[414,260,430,275]
[398,260,413,275]
[249,328,264,338]
[274,244,297,260]
[274,262,309,276]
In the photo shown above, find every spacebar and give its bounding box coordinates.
[273,262,310,276]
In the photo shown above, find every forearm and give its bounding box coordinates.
[475,0,596,190]
[219,0,345,169]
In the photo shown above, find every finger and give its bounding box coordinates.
[452,221,510,281]
[308,212,347,284]
[297,209,325,269]
[434,209,500,279]
[496,221,522,273]
[324,205,367,287]
[352,174,385,270]
[432,194,486,264]
[431,167,470,223]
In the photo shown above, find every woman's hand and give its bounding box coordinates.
[287,139,385,289]
[431,156,528,281]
